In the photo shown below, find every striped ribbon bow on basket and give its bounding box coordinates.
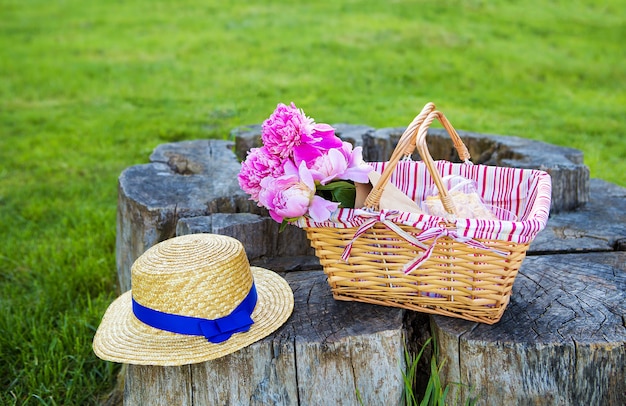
[294,102,552,324]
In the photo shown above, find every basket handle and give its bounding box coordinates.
[415,110,471,215]
[362,102,435,210]
[362,104,471,214]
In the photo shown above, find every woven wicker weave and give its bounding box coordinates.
[302,104,550,324]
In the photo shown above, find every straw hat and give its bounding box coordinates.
[93,233,294,366]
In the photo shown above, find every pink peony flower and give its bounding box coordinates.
[258,161,339,223]
[262,103,342,166]
[238,103,369,224]
[310,142,373,185]
[238,146,286,203]
[310,148,349,185]
[338,142,372,184]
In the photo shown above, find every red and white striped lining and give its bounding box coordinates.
[294,160,551,245]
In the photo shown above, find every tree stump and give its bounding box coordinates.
[124,271,408,406]
[114,123,624,405]
[432,177,626,405]
[434,251,625,405]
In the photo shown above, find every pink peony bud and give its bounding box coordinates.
[310,142,373,185]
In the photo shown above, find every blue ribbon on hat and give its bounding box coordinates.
[132,284,257,344]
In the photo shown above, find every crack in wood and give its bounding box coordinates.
[349,341,360,404]
[293,336,300,406]
[553,226,610,243]
[576,294,610,338]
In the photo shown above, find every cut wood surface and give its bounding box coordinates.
[530,178,626,253]
[124,271,408,406]
[434,251,626,406]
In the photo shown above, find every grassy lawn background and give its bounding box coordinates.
[1,0,624,404]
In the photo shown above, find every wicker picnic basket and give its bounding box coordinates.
[295,103,552,324]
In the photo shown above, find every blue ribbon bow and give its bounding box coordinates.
[132,284,257,344]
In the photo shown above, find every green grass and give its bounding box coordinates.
[1,0,624,404]
[403,336,476,406]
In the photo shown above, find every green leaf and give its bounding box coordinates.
[315,180,356,208]
[278,219,289,232]
[316,180,355,191]
[332,187,356,208]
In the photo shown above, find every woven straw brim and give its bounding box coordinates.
[92,267,293,366]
